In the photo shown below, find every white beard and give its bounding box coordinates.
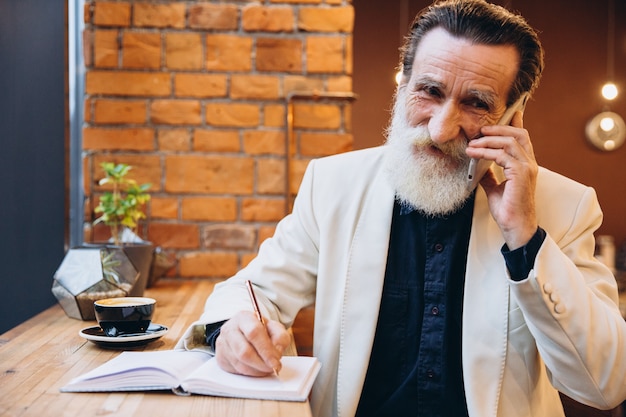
[383,91,474,216]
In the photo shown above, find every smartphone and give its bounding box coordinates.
[466,92,529,191]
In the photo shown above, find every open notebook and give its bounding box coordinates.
[61,350,321,402]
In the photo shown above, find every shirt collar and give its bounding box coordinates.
[396,191,476,217]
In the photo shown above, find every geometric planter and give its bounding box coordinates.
[121,242,154,296]
[51,244,153,321]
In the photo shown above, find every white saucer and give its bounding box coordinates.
[79,323,168,348]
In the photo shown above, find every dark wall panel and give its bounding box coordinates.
[0,0,66,333]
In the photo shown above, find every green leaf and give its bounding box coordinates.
[92,162,152,241]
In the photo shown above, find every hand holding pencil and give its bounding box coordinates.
[213,281,290,377]
[246,280,280,377]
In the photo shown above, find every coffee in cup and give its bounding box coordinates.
[94,297,156,337]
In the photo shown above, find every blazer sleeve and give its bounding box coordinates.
[510,185,626,409]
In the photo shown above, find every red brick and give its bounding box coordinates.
[93,99,146,124]
[327,75,352,92]
[269,0,321,3]
[148,223,200,249]
[242,198,285,222]
[83,156,93,195]
[306,36,344,73]
[189,4,238,30]
[179,252,238,278]
[202,225,256,250]
[182,197,237,221]
[83,127,154,150]
[150,100,202,125]
[83,29,94,67]
[206,35,253,71]
[84,2,92,24]
[242,5,294,32]
[193,130,241,152]
[84,98,93,123]
[257,159,285,195]
[298,7,354,32]
[157,128,191,151]
[256,38,302,73]
[231,75,280,100]
[122,32,161,69]
[165,155,254,194]
[243,130,286,155]
[93,29,118,68]
[284,76,324,95]
[345,34,353,75]
[166,33,203,70]
[264,104,286,127]
[175,73,227,98]
[293,103,341,129]
[93,2,131,27]
[300,132,352,156]
[86,71,171,96]
[205,103,260,128]
[133,3,185,28]
[151,197,179,219]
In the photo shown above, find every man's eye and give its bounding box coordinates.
[424,86,442,98]
[468,100,490,111]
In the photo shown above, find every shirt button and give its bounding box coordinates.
[426,369,435,378]
[431,306,439,315]
[434,243,444,252]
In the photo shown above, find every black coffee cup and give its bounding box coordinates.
[94,297,156,337]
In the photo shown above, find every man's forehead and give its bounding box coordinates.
[409,28,519,98]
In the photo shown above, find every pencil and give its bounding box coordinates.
[245,280,280,377]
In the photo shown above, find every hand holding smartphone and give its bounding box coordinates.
[466,93,529,191]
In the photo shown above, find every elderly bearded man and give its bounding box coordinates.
[178,1,626,416]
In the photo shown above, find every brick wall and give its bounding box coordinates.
[82,0,354,280]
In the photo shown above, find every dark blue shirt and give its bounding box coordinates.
[355,197,474,417]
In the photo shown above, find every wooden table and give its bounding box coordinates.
[0,280,313,417]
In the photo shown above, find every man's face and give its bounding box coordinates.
[385,27,520,215]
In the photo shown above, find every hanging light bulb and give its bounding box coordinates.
[586,111,626,151]
[602,82,618,100]
[601,0,618,101]
[586,0,624,152]
[600,115,615,131]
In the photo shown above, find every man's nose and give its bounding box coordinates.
[428,102,462,145]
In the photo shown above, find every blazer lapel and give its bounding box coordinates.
[462,185,510,417]
[337,169,395,417]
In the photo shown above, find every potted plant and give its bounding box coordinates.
[92,162,154,296]
[93,162,151,246]
[52,163,155,320]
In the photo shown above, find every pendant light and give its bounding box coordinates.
[586,0,625,151]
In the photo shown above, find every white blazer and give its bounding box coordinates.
[179,146,626,417]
